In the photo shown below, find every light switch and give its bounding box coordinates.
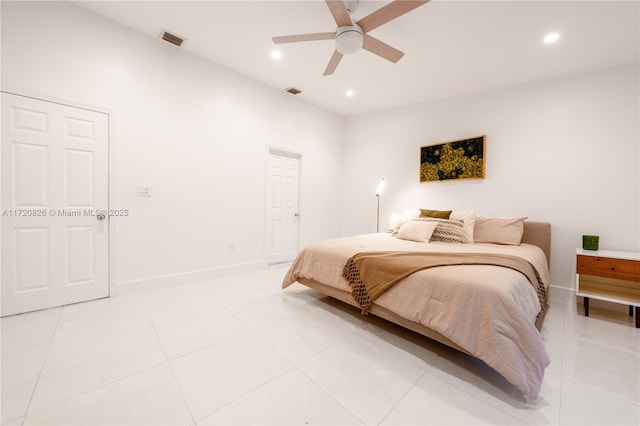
[137,185,152,197]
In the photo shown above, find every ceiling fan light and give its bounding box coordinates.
[336,25,363,55]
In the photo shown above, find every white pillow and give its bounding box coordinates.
[474,217,527,245]
[450,210,476,243]
[396,220,438,243]
[387,212,404,233]
[387,209,421,234]
[403,208,420,220]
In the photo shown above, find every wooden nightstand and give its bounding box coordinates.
[576,248,640,327]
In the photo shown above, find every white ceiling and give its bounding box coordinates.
[73,0,639,116]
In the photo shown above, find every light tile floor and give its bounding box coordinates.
[1,266,639,425]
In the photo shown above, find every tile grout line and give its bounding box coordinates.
[376,369,429,426]
[14,295,204,422]
[157,296,257,363]
[560,302,640,408]
[292,364,366,426]
[140,295,198,426]
[20,307,64,424]
[20,303,168,420]
[441,372,530,425]
[282,312,430,425]
[251,314,362,368]
[10,271,637,425]
[192,365,297,424]
[557,299,568,424]
[189,278,362,424]
[187,283,319,422]
[247,299,376,425]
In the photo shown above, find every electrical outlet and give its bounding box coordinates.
[137,185,152,197]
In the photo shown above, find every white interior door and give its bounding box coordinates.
[266,151,299,265]
[1,93,109,316]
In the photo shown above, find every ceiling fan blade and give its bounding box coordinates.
[357,0,430,33]
[323,49,344,76]
[362,34,404,63]
[325,0,352,27]
[272,32,336,44]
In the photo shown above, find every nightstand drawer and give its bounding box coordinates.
[577,255,640,281]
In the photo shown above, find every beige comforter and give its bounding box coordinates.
[282,233,551,400]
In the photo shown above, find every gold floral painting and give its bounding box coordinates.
[420,135,485,183]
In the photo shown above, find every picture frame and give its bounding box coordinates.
[420,135,486,183]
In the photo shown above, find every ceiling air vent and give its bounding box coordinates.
[161,30,185,47]
[285,87,302,95]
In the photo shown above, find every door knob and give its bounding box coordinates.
[294,213,299,217]
[97,213,106,221]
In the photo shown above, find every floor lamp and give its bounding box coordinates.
[376,178,386,233]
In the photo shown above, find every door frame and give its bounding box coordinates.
[0,88,117,301]
[264,147,302,267]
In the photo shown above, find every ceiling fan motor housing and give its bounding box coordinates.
[335,24,363,55]
[344,0,359,15]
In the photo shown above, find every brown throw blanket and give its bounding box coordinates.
[343,251,547,315]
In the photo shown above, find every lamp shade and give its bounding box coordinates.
[376,178,386,196]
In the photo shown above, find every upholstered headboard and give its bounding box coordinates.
[521,222,551,266]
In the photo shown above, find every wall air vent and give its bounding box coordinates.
[285,87,302,95]
[161,30,185,47]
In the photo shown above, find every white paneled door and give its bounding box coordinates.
[1,93,109,316]
[266,152,299,266]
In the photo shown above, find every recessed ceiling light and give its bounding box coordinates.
[544,32,560,44]
[345,89,354,97]
[271,50,283,60]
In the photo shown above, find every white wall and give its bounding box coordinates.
[3,2,638,296]
[1,1,344,292]
[341,64,640,290]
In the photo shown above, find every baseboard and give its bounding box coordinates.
[548,284,575,302]
[114,260,265,295]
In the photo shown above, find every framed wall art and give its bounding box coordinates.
[419,135,486,183]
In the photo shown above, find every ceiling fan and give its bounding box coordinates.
[272,0,430,76]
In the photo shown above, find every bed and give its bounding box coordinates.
[282,220,551,400]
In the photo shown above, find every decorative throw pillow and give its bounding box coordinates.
[473,217,527,245]
[419,209,452,219]
[396,221,438,243]
[450,210,476,243]
[415,218,465,243]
